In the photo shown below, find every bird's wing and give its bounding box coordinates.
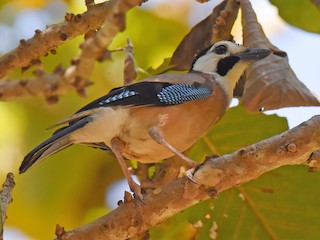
[77,81,213,111]
[20,117,91,173]
[49,73,214,129]
[47,108,100,130]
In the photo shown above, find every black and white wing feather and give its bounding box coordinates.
[77,81,213,113]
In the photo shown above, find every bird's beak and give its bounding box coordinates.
[234,48,272,62]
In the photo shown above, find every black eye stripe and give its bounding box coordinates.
[216,56,240,76]
[214,45,228,55]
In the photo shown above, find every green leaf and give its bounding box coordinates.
[189,106,288,160]
[193,166,320,240]
[270,0,320,33]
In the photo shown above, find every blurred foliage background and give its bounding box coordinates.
[0,0,320,239]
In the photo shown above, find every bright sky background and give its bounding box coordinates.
[1,0,319,239]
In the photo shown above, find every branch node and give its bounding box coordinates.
[183,180,203,199]
[205,187,218,199]
[35,29,42,34]
[152,187,162,195]
[238,148,246,157]
[19,39,27,45]
[45,95,59,105]
[287,142,297,153]
[64,13,75,22]
[75,14,82,23]
[124,191,133,203]
[307,150,320,171]
[55,224,66,239]
[117,200,124,206]
[59,32,68,41]
[128,226,138,236]
[277,146,286,156]
[31,58,42,67]
[53,65,65,74]
[76,88,87,98]
[50,49,57,55]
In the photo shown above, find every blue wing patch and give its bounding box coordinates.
[157,84,212,105]
[101,90,137,105]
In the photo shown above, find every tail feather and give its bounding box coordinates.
[20,118,91,173]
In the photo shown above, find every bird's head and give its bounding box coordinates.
[191,41,271,99]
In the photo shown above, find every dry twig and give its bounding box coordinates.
[0,0,143,79]
[0,0,144,101]
[0,173,15,240]
[123,38,137,85]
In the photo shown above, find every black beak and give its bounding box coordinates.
[235,48,272,61]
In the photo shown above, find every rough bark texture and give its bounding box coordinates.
[0,0,144,101]
[0,0,142,79]
[0,173,15,240]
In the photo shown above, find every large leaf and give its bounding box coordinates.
[270,0,320,33]
[239,0,320,112]
[152,166,320,240]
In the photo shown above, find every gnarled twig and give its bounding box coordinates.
[0,173,15,240]
[0,0,144,101]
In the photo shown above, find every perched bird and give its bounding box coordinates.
[20,41,271,199]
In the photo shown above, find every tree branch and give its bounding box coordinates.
[64,0,143,95]
[0,0,144,80]
[0,67,69,103]
[0,0,145,101]
[54,115,320,240]
[0,1,102,79]
[0,173,15,240]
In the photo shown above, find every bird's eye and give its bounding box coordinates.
[213,45,228,55]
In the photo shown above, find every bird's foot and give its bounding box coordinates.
[185,167,199,184]
[129,181,145,204]
[149,126,201,168]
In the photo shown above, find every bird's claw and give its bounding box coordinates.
[185,168,200,184]
[130,182,145,204]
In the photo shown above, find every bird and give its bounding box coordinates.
[20,41,271,199]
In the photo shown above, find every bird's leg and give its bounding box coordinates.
[110,137,143,201]
[149,126,200,168]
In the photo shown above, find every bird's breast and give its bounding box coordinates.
[120,83,229,163]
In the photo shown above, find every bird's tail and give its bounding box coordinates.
[19,118,90,173]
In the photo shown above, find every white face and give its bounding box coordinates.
[192,41,253,102]
[192,41,247,73]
